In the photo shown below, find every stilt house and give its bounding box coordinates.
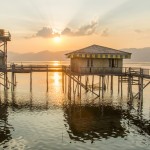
[65,44,131,74]
[0,29,11,68]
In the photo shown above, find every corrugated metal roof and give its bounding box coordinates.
[66,44,131,55]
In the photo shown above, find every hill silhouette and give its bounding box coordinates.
[7,47,150,62]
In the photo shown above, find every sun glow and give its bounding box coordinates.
[53,36,61,43]
[53,61,59,66]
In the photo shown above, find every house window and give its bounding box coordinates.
[91,59,93,67]
[87,59,93,67]
[109,59,118,67]
[87,59,90,67]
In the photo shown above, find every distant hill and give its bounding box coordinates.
[123,47,150,62]
[8,50,69,61]
[7,47,150,62]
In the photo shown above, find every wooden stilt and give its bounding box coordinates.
[118,76,120,94]
[99,76,101,97]
[139,77,143,101]
[85,75,88,92]
[139,68,143,101]
[30,71,32,92]
[11,72,15,91]
[77,76,79,96]
[110,75,113,94]
[102,76,104,98]
[128,76,133,100]
[46,65,48,92]
[121,76,123,97]
[65,73,66,93]
[14,73,17,86]
[92,75,94,92]
[70,75,72,101]
[110,75,113,91]
[79,76,82,103]
[73,76,75,104]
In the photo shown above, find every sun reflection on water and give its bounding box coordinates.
[53,72,61,86]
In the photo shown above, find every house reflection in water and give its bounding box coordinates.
[63,105,126,142]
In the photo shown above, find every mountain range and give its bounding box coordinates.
[7,47,150,62]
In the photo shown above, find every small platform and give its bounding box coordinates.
[0,29,11,41]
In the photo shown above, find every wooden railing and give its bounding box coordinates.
[0,29,11,41]
[0,65,150,78]
[7,64,63,72]
[64,66,150,77]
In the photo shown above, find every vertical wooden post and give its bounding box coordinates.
[14,73,17,86]
[46,65,48,92]
[118,76,120,94]
[85,75,88,92]
[11,64,15,91]
[30,67,32,92]
[102,76,104,98]
[121,76,123,97]
[99,76,101,97]
[73,76,75,104]
[68,74,72,101]
[110,75,113,94]
[92,75,94,92]
[65,73,66,93]
[79,76,82,103]
[128,68,133,100]
[70,75,72,101]
[4,41,8,90]
[77,76,79,96]
[139,68,143,101]
[107,75,109,91]
[11,72,14,91]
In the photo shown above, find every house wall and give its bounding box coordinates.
[71,58,123,74]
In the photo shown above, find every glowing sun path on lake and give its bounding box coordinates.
[53,72,61,86]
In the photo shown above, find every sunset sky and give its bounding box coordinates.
[1,0,150,53]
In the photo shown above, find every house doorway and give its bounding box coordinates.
[109,59,118,68]
[87,59,93,73]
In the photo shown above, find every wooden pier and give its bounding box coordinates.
[0,64,150,101]
[0,29,150,103]
[62,66,150,103]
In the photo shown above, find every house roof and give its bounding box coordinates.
[66,44,131,55]
[65,44,131,59]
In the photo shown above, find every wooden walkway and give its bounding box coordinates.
[6,65,63,73]
[0,64,150,101]
[0,64,149,79]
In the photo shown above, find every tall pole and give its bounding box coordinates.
[46,65,48,92]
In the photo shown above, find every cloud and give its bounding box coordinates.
[25,27,60,39]
[101,28,109,37]
[36,27,53,38]
[62,21,97,36]
[26,21,98,39]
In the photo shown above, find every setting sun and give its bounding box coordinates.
[53,36,61,43]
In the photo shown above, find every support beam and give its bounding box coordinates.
[118,76,120,94]
[102,76,104,98]
[110,75,113,93]
[99,76,101,97]
[46,65,48,92]
[30,72,32,92]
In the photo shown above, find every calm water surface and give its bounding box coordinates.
[0,62,150,150]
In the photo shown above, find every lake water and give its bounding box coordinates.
[0,61,150,150]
